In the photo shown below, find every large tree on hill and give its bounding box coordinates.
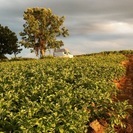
[0,24,22,59]
[20,7,69,57]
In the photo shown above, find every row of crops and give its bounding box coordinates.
[0,54,132,132]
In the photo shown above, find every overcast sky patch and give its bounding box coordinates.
[0,0,133,57]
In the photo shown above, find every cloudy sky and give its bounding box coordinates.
[0,0,133,58]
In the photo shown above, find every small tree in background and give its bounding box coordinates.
[0,24,22,59]
[20,7,69,58]
[12,43,22,58]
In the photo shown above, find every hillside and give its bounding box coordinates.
[0,51,133,133]
[115,55,133,133]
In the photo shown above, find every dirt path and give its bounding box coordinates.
[88,55,133,133]
[117,55,133,133]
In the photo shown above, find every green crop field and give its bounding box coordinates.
[0,53,132,132]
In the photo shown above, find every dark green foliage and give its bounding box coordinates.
[0,24,22,59]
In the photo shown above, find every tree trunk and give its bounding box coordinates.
[40,39,46,58]
[40,48,45,57]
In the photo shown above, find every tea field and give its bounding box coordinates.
[0,54,132,132]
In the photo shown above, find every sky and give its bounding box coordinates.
[0,0,133,58]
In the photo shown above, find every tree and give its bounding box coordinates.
[20,7,69,57]
[0,24,22,59]
[12,43,22,58]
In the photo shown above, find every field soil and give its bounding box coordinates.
[89,55,133,133]
[116,55,133,133]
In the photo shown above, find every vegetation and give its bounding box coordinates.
[0,24,22,59]
[0,53,132,132]
[75,50,133,57]
[20,7,69,58]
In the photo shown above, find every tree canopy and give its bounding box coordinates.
[0,24,22,59]
[20,7,69,57]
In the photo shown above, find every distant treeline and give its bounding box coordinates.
[75,50,133,57]
[1,50,133,62]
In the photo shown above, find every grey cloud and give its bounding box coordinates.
[88,33,133,41]
[0,0,133,57]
